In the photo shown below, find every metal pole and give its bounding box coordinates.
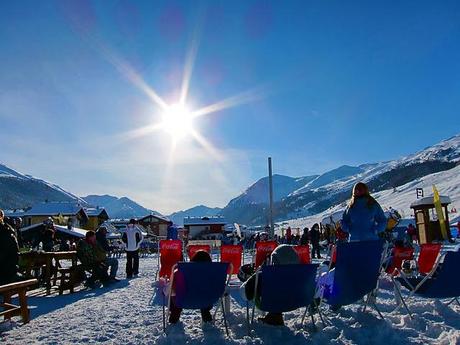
[268,157,274,239]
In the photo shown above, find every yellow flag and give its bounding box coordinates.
[433,185,448,240]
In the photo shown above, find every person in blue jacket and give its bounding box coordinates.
[166,223,178,240]
[341,182,387,241]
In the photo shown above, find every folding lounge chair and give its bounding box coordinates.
[187,244,211,261]
[393,250,460,316]
[254,241,278,267]
[418,243,442,275]
[158,240,183,279]
[385,247,414,276]
[220,244,243,275]
[293,245,311,264]
[247,264,319,333]
[163,262,231,336]
[319,240,385,319]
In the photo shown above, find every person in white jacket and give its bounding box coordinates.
[122,219,144,278]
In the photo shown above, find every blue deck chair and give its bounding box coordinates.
[320,240,385,318]
[248,264,319,331]
[393,250,460,316]
[163,262,230,335]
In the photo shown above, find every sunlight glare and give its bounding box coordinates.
[161,104,194,140]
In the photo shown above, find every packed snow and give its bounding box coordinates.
[1,254,460,345]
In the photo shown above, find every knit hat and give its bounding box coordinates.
[271,244,300,265]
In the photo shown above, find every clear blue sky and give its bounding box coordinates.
[1,0,460,214]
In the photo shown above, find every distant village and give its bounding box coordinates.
[4,201,232,248]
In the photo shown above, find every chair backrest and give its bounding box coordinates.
[187,244,211,260]
[293,245,311,264]
[385,247,414,275]
[419,250,460,298]
[258,264,319,313]
[328,240,384,307]
[220,244,243,274]
[173,262,229,309]
[418,244,442,274]
[159,240,183,278]
[255,241,278,267]
[331,244,337,264]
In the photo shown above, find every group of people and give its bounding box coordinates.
[166,182,389,326]
[75,218,144,286]
[0,213,145,289]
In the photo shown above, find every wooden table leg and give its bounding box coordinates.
[3,292,12,321]
[18,290,30,323]
[70,258,77,294]
[46,257,51,295]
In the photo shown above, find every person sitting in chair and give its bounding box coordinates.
[77,231,111,288]
[241,244,300,326]
[168,250,213,324]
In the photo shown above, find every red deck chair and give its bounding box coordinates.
[159,239,183,278]
[418,243,442,275]
[293,245,311,264]
[385,247,414,276]
[330,245,337,265]
[187,244,211,261]
[255,241,278,267]
[220,244,243,274]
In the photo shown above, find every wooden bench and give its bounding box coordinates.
[0,279,38,324]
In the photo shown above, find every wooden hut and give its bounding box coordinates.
[410,195,451,244]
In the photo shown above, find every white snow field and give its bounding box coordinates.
[1,255,460,345]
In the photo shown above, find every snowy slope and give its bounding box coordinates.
[223,133,460,225]
[284,164,460,230]
[2,255,460,344]
[0,163,86,209]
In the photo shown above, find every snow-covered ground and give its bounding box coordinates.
[1,255,460,345]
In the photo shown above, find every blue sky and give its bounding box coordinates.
[1,0,460,214]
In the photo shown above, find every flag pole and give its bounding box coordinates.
[268,157,274,238]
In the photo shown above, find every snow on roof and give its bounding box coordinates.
[54,225,87,238]
[20,223,87,238]
[139,213,171,223]
[24,202,87,217]
[3,209,27,218]
[183,216,227,226]
[84,207,108,217]
[410,195,451,209]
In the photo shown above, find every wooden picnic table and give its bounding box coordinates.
[19,251,78,295]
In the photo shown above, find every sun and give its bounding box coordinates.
[160,103,194,140]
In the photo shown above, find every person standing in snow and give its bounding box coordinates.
[309,223,321,259]
[166,222,178,240]
[0,209,22,285]
[300,227,309,245]
[122,219,143,278]
[341,182,387,241]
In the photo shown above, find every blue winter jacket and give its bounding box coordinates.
[341,198,387,241]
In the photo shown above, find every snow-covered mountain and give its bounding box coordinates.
[284,163,460,230]
[168,205,222,226]
[0,163,160,220]
[0,163,86,209]
[82,195,161,219]
[222,134,460,225]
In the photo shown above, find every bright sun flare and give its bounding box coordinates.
[161,103,194,140]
